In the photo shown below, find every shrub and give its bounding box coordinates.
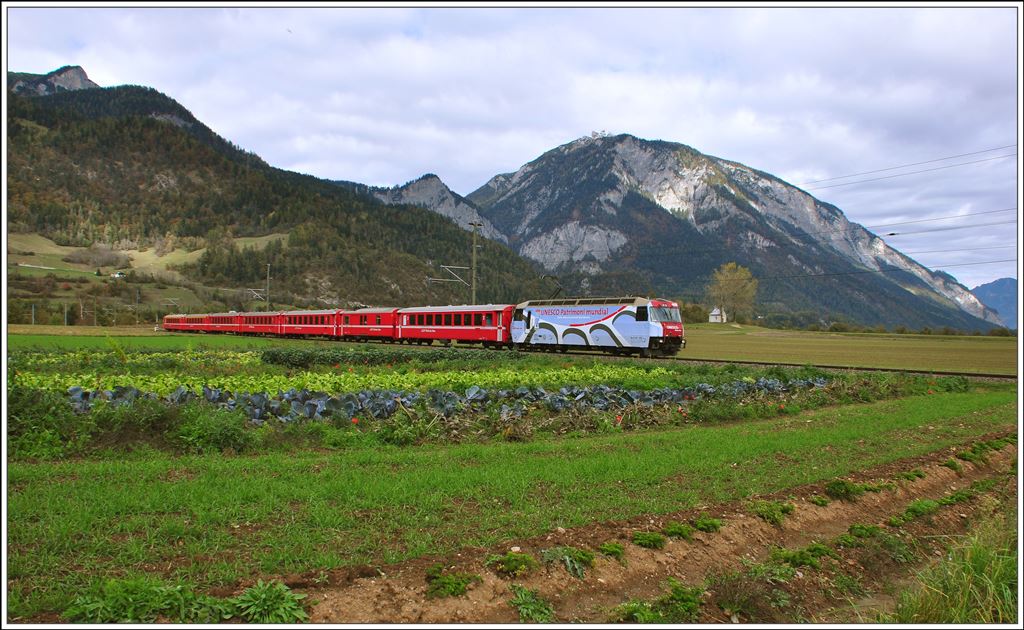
[848,523,882,539]
[904,499,941,520]
[486,552,538,578]
[663,521,695,540]
[233,580,308,623]
[424,564,481,598]
[751,500,795,526]
[896,469,926,481]
[611,578,702,623]
[808,495,830,507]
[941,459,963,474]
[540,546,594,579]
[63,577,235,623]
[8,385,92,458]
[708,562,794,622]
[174,406,254,454]
[632,531,666,549]
[770,542,836,570]
[599,542,625,562]
[693,513,723,532]
[824,479,865,501]
[508,584,554,623]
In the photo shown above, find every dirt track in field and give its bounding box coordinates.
[277,433,1018,623]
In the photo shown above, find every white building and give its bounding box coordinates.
[709,307,727,323]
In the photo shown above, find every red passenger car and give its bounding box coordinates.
[397,304,515,347]
[281,309,340,337]
[162,314,209,332]
[206,312,240,334]
[340,307,399,341]
[238,311,283,336]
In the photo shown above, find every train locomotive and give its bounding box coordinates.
[163,296,685,356]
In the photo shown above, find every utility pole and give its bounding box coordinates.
[468,221,482,304]
[31,303,35,325]
[64,302,68,326]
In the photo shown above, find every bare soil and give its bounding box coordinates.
[288,434,1018,624]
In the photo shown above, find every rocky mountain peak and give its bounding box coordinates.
[10,65,100,96]
[462,133,1001,329]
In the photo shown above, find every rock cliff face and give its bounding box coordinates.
[9,65,99,96]
[459,134,999,329]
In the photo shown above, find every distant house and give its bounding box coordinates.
[110,271,127,279]
[709,307,727,323]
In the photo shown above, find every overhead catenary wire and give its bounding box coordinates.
[864,207,1016,229]
[882,219,1018,237]
[901,245,1016,255]
[798,144,1018,185]
[802,153,1017,191]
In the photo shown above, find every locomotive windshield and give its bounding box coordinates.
[650,306,681,323]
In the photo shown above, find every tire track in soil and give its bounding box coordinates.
[302,434,1017,623]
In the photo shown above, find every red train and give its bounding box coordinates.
[163,297,685,356]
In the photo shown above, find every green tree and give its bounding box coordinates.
[706,262,758,323]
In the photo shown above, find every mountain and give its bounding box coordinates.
[444,134,999,330]
[333,174,507,244]
[972,278,1017,329]
[6,67,548,308]
[9,65,99,96]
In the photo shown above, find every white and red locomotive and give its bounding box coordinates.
[163,297,684,356]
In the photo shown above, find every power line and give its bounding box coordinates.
[803,153,1017,191]
[798,144,1018,185]
[882,220,1018,237]
[901,245,1016,255]
[864,207,1016,230]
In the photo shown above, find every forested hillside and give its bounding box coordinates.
[6,87,548,307]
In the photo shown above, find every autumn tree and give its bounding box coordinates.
[706,262,758,323]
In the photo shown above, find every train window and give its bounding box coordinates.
[485,313,494,327]
[444,314,452,326]
[513,309,523,321]
[376,315,382,325]
[344,316,350,325]
[454,314,462,326]
[636,306,648,322]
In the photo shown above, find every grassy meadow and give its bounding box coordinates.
[7,386,1016,618]
[680,323,1017,374]
[5,323,1019,621]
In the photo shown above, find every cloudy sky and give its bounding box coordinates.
[6,4,1021,288]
